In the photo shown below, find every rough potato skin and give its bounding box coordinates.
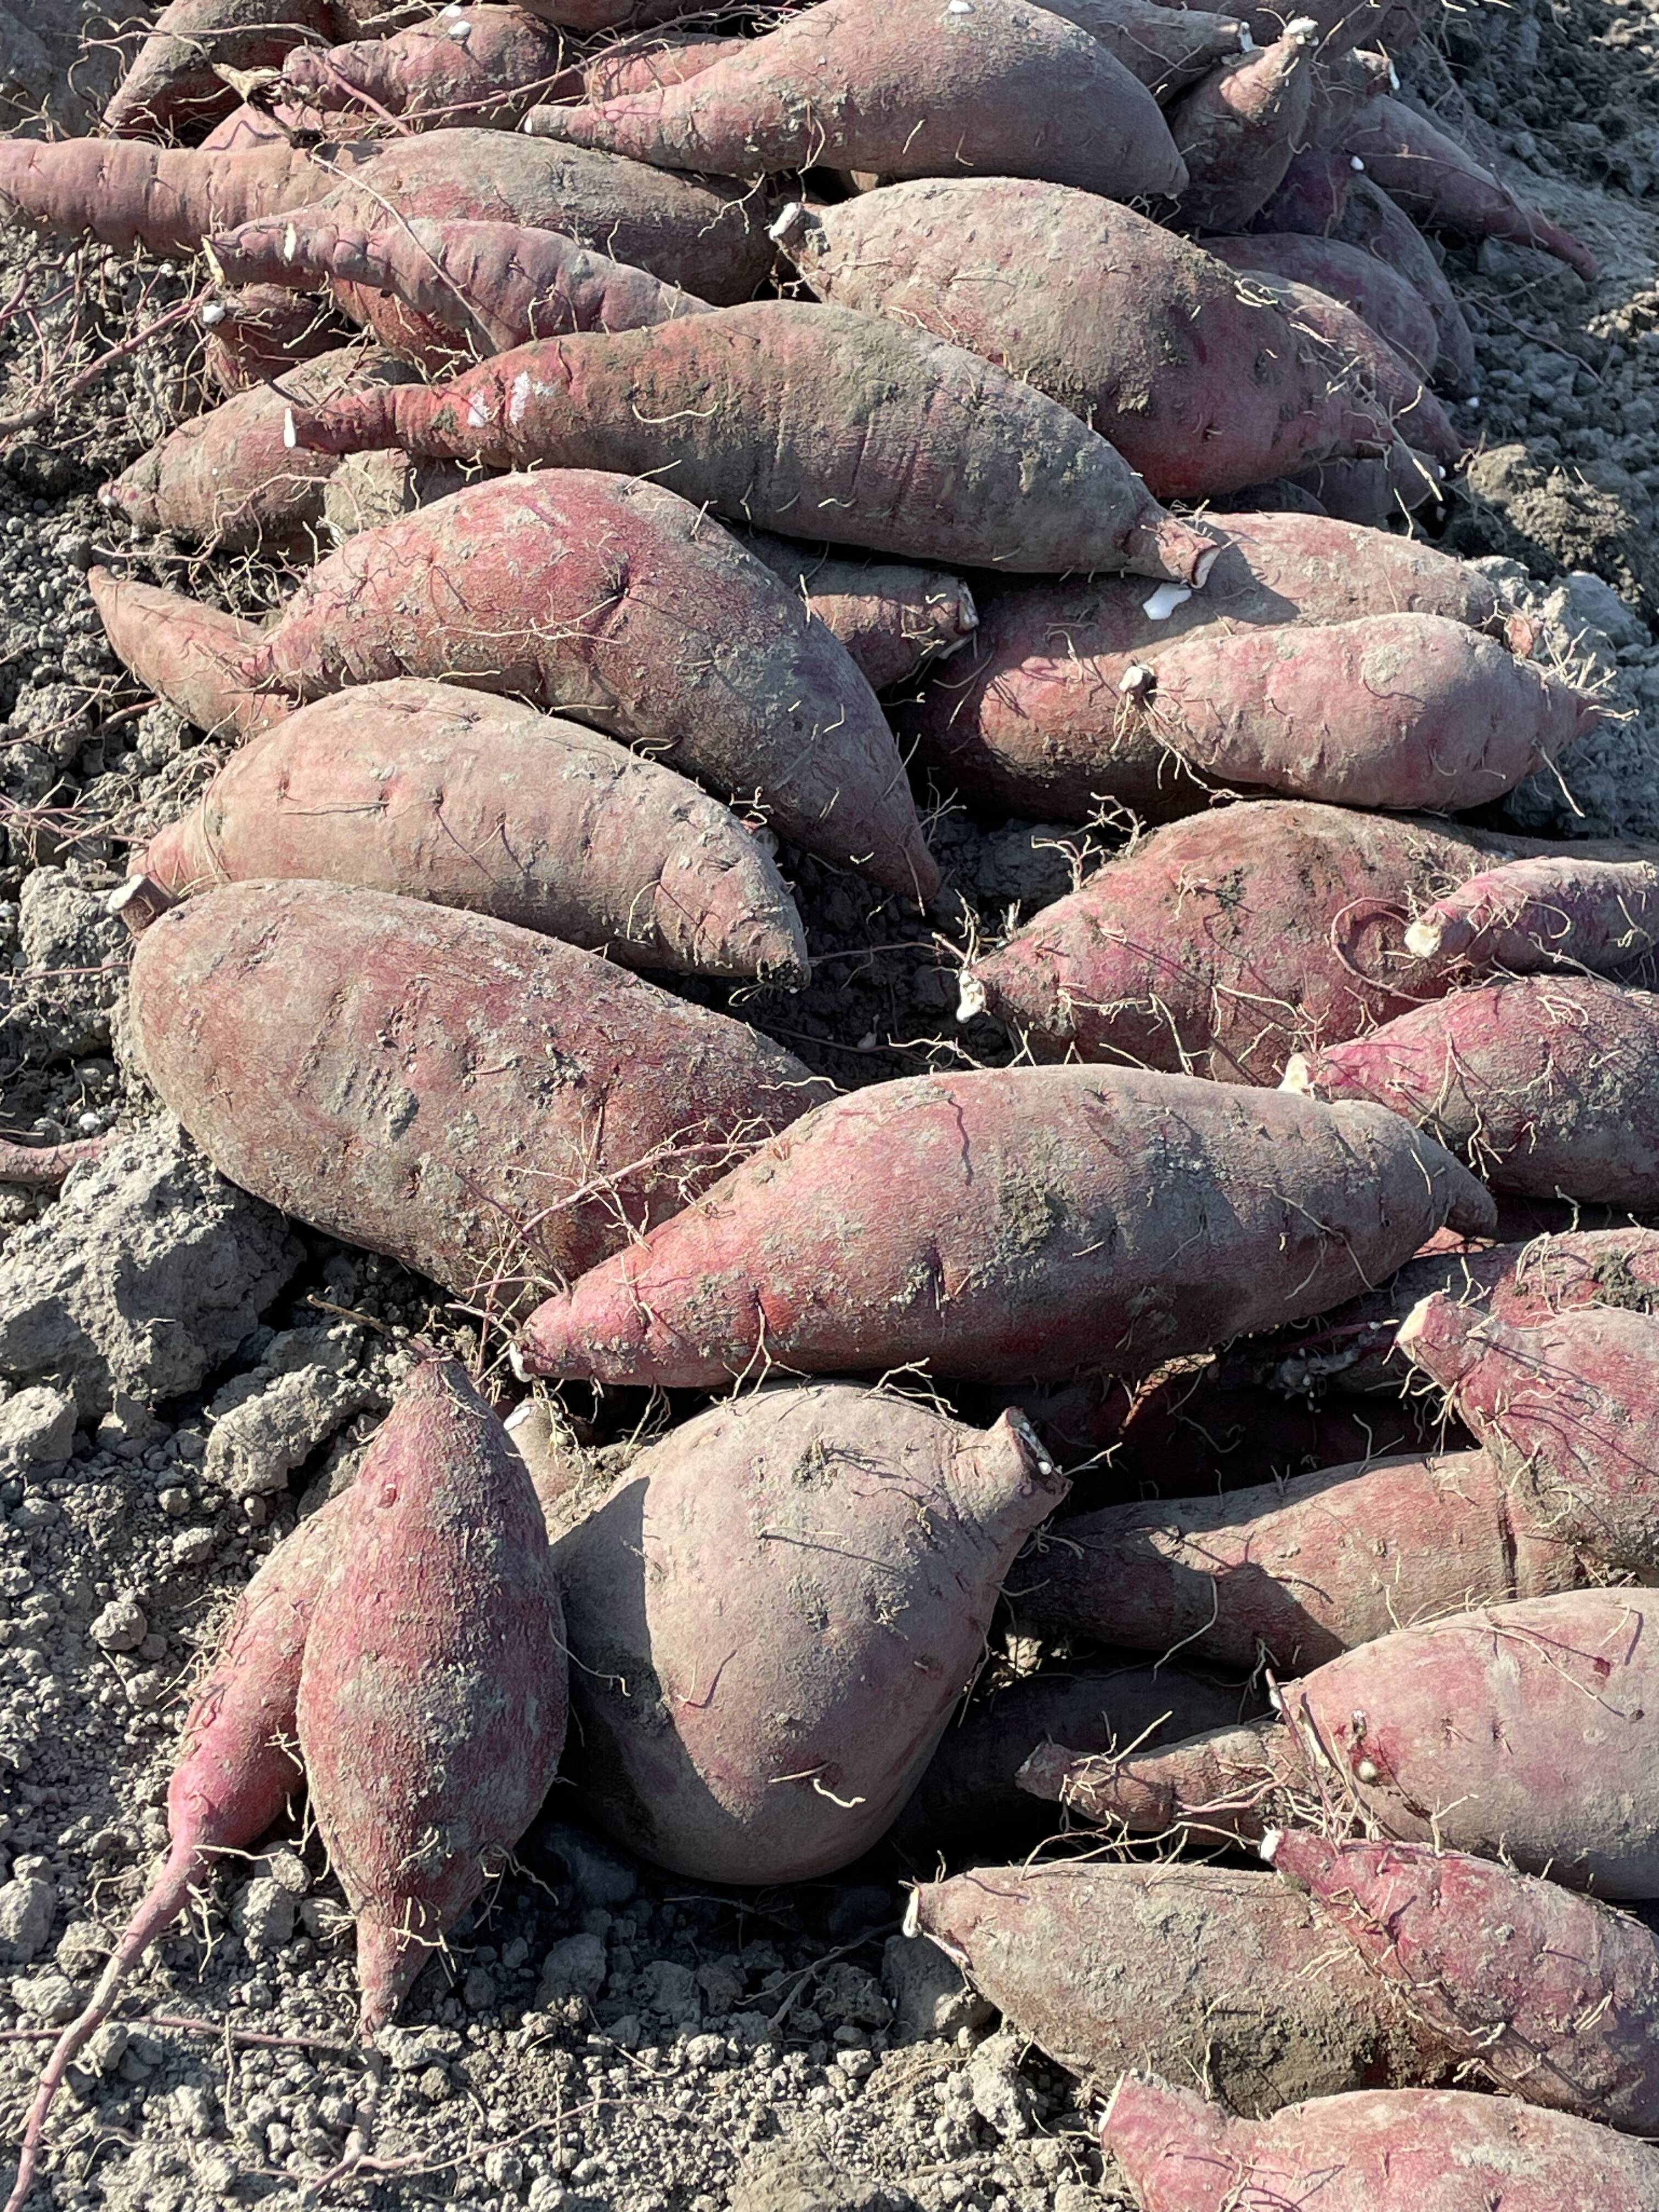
[521,0,1188,199]
[1244,276,1461,464]
[298,1359,567,2034]
[1330,174,1477,393]
[127,881,828,1302]
[240,472,939,895]
[1268,1832,1659,2133]
[87,568,283,743]
[0,137,345,256]
[1102,2076,1659,2212]
[1206,232,1441,377]
[201,285,355,393]
[1169,23,1317,231]
[103,0,338,137]
[281,7,569,129]
[551,1384,1067,1881]
[1028,0,1246,90]
[287,301,1220,583]
[134,679,808,983]
[1288,975,1659,1204]
[514,1064,1496,1388]
[1406,853,1659,978]
[742,533,978,692]
[912,1864,1442,2115]
[776,183,1390,501]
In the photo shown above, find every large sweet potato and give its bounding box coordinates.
[238,472,940,895]
[551,1383,1066,1881]
[127,881,828,1302]
[131,680,808,983]
[0,137,346,257]
[88,568,281,743]
[514,1065,1494,1389]
[281,5,569,129]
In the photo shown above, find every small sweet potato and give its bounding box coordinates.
[1168,20,1318,229]
[1028,0,1248,92]
[127,881,827,1302]
[1405,852,1659,979]
[88,567,281,743]
[1248,143,1354,233]
[1285,974,1659,1204]
[1332,173,1477,393]
[1267,1831,1659,2132]
[281,5,568,129]
[520,0,1188,200]
[742,533,978,693]
[200,285,355,393]
[132,678,808,983]
[551,1383,1066,1880]
[514,1064,1494,1389]
[1286,442,1444,525]
[103,0,338,137]
[286,300,1220,582]
[1102,2076,1659,2212]
[1207,230,1440,377]
[564,31,748,101]
[239,471,940,894]
[319,447,474,540]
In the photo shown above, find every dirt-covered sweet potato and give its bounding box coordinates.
[776,184,1393,500]
[131,680,808,983]
[1207,230,1439,377]
[0,136,348,257]
[239,471,940,895]
[1286,442,1445,525]
[1028,0,1248,92]
[1404,852,1659,978]
[1167,20,1318,229]
[742,534,978,692]
[103,0,339,137]
[281,5,568,129]
[88,567,281,743]
[200,285,356,393]
[552,1383,1067,1881]
[1332,173,1478,393]
[1244,276,1461,464]
[514,1064,1494,1389]
[127,881,828,1302]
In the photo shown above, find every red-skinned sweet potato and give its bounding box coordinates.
[1331,173,1478,393]
[514,1065,1495,1389]
[127,881,828,1302]
[551,1382,1067,1881]
[1101,2076,1659,2212]
[1207,230,1439,378]
[285,301,1220,582]
[200,284,356,393]
[88,567,281,743]
[1247,143,1353,233]
[520,0,1188,201]
[131,678,808,982]
[238,472,940,894]
[1246,278,1461,464]
[742,534,978,693]
[773,182,1392,501]
[0,136,350,257]
[281,5,568,129]
[103,0,340,138]
[1028,0,1248,93]
[1168,22,1319,229]
[1286,975,1659,1205]
[1404,852,1659,978]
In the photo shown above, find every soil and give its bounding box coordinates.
[0,2,1656,2209]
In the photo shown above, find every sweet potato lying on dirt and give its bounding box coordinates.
[1286,974,1659,1203]
[132,679,808,983]
[514,1065,1494,1388]
[1405,851,1659,978]
[776,183,1392,500]
[200,285,354,393]
[88,568,280,743]
[1022,1588,1659,1895]
[128,881,827,1301]
[1206,230,1440,377]
[1168,20,1318,229]
[909,1864,1441,2114]
[742,534,978,692]
[239,472,940,895]
[1332,173,1478,393]
[0,137,348,257]
[286,301,1220,582]
[1267,1831,1659,2132]
[524,0,1187,198]
[280,5,568,129]
[552,1383,1066,1881]
[103,0,338,137]
[1103,2076,1659,2212]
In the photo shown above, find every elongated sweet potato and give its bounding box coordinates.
[1405,852,1659,978]
[1102,2076,1659,2212]
[909,1863,1441,2115]
[1207,230,1439,376]
[1286,975,1659,1204]
[1248,278,1461,464]
[913,610,1594,823]
[773,182,1391,501]
[552,1383,1066,1881]
[132,679,808,983]
[1332,173,1477,393]
[1021,1588,1659,1895]
[286,301,1218,582]
[1266,1831,1659,2132]
[208,210,710,368]
[127,881,828,1302]
[200,284,356,393]
[88,567,281,742]
[101,346,419,552]
[521,0,1188,200]
[282,5,568,128]
[514,1064,1494,1389]
[239,472,939,894]
[1167,21,1317,229]
[1028,0,1248,91]
[0,137,346,256]
[103,0,338,138]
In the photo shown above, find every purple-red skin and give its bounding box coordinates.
[1206,230,1441,378]
[514,1063,1495,1389]
[201,285,357,394]
[1167,22,1318,231]
[0,1135,110,1186]
[742,533,978,694]
[87,568,283,743]
[1287,441,1444,523]
[281,6,569,129]
[1406,853,1659,979]
[1247,145,1355,233]
[0,137,350,257]
[1101,2075,1659,2212]
[103,0,340,137]
[1332,173,1479,393]
[127,879,828,1302]
[1024,0,1248,94]
[1267,1830,1659,2132]
[1245,277,1462,464]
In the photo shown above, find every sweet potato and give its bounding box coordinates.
[911,609,1594,823]
[513,1065,1495,1389]
[1286,442,1444,524]
[286,301,1219,583]
[1027,0,1248,92]
[773,182,1392,501]
[909,1864,1441,2114]
[132,678,809,983]
[1247,143,1353,233]
[564,31,748,101]
[551,1383,1066,1881]
[281,5,569,128]
[319,447,474,539]
[127,881,827,1301]
[1332,173,1478,394]
[200,284,355,392]
[208,210,710,369]
[297,1358,566,2042]
[1167,21,1317,230]
[103,0,338,137]
[0,136,346,256]
[742,533,978,693]
[513,0,712,31]
[1405,853,1659,978]
[1345,94,1598,281]
[0,1136,110,1187]
[520,0,1188,200]
[1206,230,1440,377]
[2,1495,343,2212]
[1266,1831,1659,2132]
[101,346,419,552]
[239,472,940,894]
[1285,975,1659,1204]
[88,567,281,743]
[1102,2075,1659,2212]
[1021,1588,1659,1895]
[1246,278,1460,464]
